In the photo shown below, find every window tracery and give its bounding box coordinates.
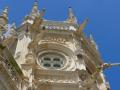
[38,53,65,70]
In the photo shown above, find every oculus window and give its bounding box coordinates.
[38,53,65,70]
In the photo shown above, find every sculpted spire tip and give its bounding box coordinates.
[67,6,77,24]
[31,0,39,18]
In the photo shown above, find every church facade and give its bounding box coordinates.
[0,1,110,90]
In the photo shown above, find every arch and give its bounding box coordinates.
[36,42,75,57]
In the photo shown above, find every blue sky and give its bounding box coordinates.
[0,0,120,89]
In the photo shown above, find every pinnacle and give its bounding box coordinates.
[0,7,8,21]
[67,6,77,24]
[32,0,39,10]
[3,7,8,13]
[30,0,39,18]
[34,0,39,6]
[0,7,8,16]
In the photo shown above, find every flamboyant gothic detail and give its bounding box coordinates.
[0,1,110,90]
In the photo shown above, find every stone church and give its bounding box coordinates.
[0,1,110,90]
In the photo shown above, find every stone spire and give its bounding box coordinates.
[31,0,40,18]
[67,7,77,24]
[22,0,45,25]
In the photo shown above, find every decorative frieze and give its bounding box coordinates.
[43,36,66,44]
[40,25,77,31]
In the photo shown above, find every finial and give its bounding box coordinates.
[34,0,39,6]
[31,0,39,18]
[67,7,77,23]
[0,7,8,20]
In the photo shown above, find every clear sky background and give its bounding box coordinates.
[0,0,120,90]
